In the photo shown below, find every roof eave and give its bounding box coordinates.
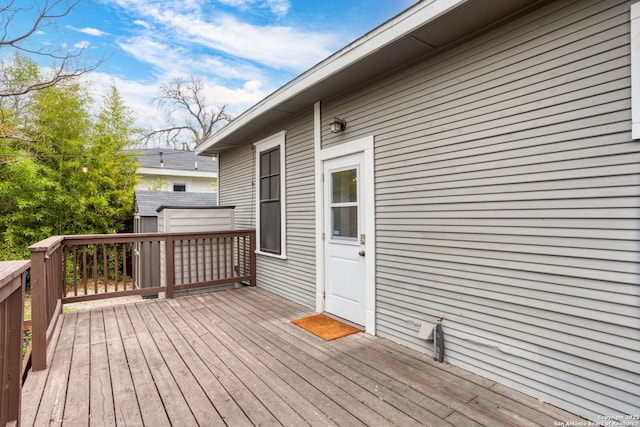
[196,0,468,156]
[197,0,539,155]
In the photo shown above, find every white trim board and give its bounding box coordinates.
[253,130,288,259]
[631,2,640,139]
[316,134,376,335]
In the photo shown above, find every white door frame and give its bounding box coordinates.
[314,108,375,334]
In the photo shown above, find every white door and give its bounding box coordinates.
[324,152,366,325]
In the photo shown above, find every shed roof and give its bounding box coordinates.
[127,148,218,172]
[134,190,218,217]
[196,0,540,155]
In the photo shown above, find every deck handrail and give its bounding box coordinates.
[28,229,256,372]
[0,260,30,427]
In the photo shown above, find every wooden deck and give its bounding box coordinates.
[21,287,584,426]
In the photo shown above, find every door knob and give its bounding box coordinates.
[358,250,366,257]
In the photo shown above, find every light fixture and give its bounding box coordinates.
[159,151,164,168]
[211,153,218,161]
[329,117,347,133]
[82,157,88,174]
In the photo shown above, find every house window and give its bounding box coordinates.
[173,183,186,192]
[260,148,280,253]
[255,131,286,258]
[632,2,640,138]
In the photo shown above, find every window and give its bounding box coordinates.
[173,183,186,192]
[259,148,281,253]
[330,168,358,240]
[255,131,286,257]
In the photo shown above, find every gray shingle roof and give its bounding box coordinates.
[135,190,218,217]
[126,148,217,172]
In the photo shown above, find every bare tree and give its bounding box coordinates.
[0,0,101,98]
[140,75,233,149]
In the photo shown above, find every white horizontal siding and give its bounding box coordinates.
[219,110,317,308]
[323,0,639,421]
[257,111,316,307]
[220,145,255,229]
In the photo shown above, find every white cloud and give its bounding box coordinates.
[133,20,150,29]
[218,0,291,16]
[74,40,89,49]
[67,25,108,37]
[117,33,269,83]
[177,14,334,70]
[104,0,335,71]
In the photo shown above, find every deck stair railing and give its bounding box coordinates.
[27,229,256,373]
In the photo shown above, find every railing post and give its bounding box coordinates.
[166,236,175,299]
[249,231,256,287]
[7,273,24,427]
[0,261,28,427]
[29,250,47,371]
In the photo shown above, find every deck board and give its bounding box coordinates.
[88,308,115,426]
[103,306,144,426]
[62,310,90,425]
[21,287,586,426]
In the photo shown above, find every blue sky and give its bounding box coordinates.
[12,0,416,133]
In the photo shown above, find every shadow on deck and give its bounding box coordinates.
[21,287,583,426]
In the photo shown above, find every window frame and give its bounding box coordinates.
[329,165,360,243]
[254,131,287,259]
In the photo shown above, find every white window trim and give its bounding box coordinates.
[254,130,287,259]
[631,2,640,139]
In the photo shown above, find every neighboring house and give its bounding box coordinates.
[197,0,640,422]
[130,148,220,289]
[128,148,218,193]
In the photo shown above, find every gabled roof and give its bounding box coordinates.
[134,190,218,217]
[127,148,218,173]
[197,0,540,156]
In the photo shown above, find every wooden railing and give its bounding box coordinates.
[0,260,30,427]
[28,229,256,371]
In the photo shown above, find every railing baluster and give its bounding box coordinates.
[155,240,161,288]
[180,240,185,285]
[194,238,199,284]
[93,245,98,294]
[223,237,228,279]
[103,244,108,293]
[62,246,68,297]
[114,243,119,292]
[140,241,145,289]
[124,243,136,291]
[216,238,220,281]
[122,243,127,291]
[166,236,175,299]
[82,246,88,296]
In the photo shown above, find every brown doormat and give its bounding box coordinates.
[291,314,360,341]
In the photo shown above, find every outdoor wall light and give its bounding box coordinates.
[159,151,164,167]
[329,117,347,133]
[82,157,88,174]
